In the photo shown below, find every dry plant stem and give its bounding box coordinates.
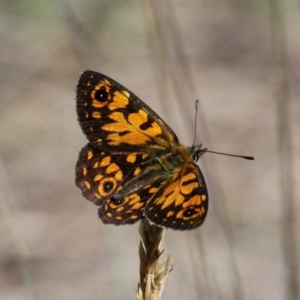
[269,1,298,299]
[137,219,172,300]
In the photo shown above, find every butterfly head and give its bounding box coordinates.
[189,144,207,162]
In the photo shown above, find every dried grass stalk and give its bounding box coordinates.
[136,219,172,300]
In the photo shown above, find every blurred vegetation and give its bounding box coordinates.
[0,0,299,299]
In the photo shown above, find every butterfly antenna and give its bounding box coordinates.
[192,100,199,147]
[205,149,255,160]
[191,100,254,160]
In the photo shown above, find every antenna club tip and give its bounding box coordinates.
[244,156,255,160]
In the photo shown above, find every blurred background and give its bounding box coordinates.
[0,0,299,299]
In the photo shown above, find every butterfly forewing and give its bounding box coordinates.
[145,163,208,230]
[76,71,179,152]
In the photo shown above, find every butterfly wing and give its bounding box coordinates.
[145,163,208,230]
[76,70,179,152]
[76,144,168,225]
[98,178,169,225]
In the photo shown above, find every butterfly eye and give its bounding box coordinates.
[193,153,199,162]
[95,86,108,102]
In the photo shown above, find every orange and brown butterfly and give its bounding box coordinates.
[75,70,208,230]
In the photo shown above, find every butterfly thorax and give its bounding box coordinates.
[154,144,194,173]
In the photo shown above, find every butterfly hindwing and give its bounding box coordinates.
[76,144,169,225]
[98,178,169,225]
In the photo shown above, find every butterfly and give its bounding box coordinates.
[75,70,208,230]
